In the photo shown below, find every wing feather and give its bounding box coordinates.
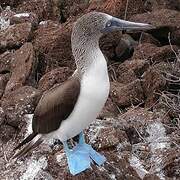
[32,77,80,134]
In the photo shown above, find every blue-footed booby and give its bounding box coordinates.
[13,12,154,175]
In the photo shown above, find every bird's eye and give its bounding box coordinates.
[106,21,111,27]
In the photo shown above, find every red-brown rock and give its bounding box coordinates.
[10,12,39,28]
[58,0,89,22]
[38,67,73,92]
[142,66,167,107]
[143,174,160,180]
[16,0,60,21]
[143,0,180,12]
[130,9,180,30]
[88,0,144,19]
[0,124,16,142]
[137,32,161,46]
[110,79,144,107]
[132,43,179,63]
[171,29,180,45]
[33,19,75,74]
[109,59,149,84]
[130,9,180,44]
[1,86,41,127]
[99,97,119,118]
[0,73,10,98]
[0,51,13,73]
[0,7,16,20]
[0,107,5,126]
[5,43,37,93]
[0,0,23,8]
[0,22,32,50]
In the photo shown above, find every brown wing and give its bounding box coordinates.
[32,77,80,134]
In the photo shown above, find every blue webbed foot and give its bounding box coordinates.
[63,132,106,175]
[63,141,91,175]
[77,132,106,165]
[85,144,106,166]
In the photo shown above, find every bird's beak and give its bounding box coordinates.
[102,17,155,33]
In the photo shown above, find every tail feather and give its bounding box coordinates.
[14,132,38,151]
[12,134,43,160]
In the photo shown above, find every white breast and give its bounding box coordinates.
[51,52,110,142]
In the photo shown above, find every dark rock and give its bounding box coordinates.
[1,86,41,127]
[10,12,39,28]
[5,43,37,93]
[0,51,13,73]
[100,31,122,60]
[110,79,144,108]
[33,19,75,74]
[0,124,16,142]
[115,34,137,61]
[132,43,178,63]
[88,0,144,19]
[0,22,32,50]
[0,73,10,98]
[38,67,73,92]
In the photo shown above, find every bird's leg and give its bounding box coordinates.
[62,140,91,175]
[49,139,62,149]
[77,131,106,166]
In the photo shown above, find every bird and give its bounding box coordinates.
[13,11,154,175]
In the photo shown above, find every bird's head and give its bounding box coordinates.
[72,11,154,43]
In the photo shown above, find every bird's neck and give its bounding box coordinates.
[72,38,106,75]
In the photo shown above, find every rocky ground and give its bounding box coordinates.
[0,0,180,179]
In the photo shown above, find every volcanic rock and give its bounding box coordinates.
[33,19,75,74]
[38,67,73,92]
[0,124,16,142]
[88,0,144,19]
[0,73,10,98]
[16,0,60,21]
[143,0,180,11]
[0,51,13,73]
[110,79,144,107]
[137,32,161,46]
[132,43,178,63]
[5,42,37,93]
[130,9,180,44]
[108,58,149,84]
[142,66,167,107]
[10,12,39,28]
[0,22,32,50]
[100,31,122,60]
[2,86,41,127]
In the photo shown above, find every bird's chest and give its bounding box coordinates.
[80,60,110,103]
